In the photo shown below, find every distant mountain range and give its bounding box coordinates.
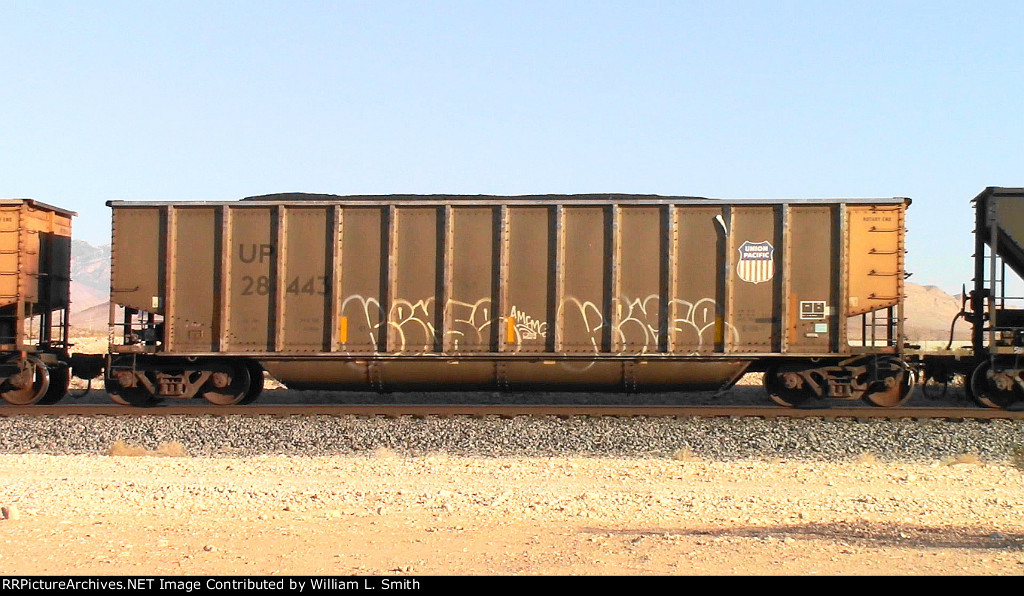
[66,240,971,341]
[896,283,969,343]
[70,240,110,330]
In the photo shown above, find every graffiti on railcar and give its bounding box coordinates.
[338,294,737,355]
[557,295,738,355]
[509,305,548,341]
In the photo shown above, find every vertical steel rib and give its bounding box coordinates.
[609,205,621,354]
[272,205,286,352]
[441,204,453,354]
[164,205,177,351]
[107,208,117,349]
[780,204,791,354]
[385,205,397,353]
[14,205,24,351]
[896,202,907,353]
[722,206,734,354]
[328,205,342,352]
[217,205,231,352]
[665,204,678,354]
[972,196,986,356]
[838,204,849,352]
[497,205,510,353]
[553,204,565,353]
[989,219,998,351]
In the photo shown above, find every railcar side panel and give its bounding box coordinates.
[167,207,218,353]
[449,206,496,353]
[785,205,839,353]
[675,206,726,354]
[506,206,553,353]
[392,206,441,353]
[561,206,609,354]
[0,207,21,312]
[110,207,162,316]
[617,206,662,353]
[339,207,386,352]
[227,206,273,351]
[727,205,780,353]
[282,207,330,352]
[847,204,904,316]
[17,214,40,306]
[988,192,1024,280]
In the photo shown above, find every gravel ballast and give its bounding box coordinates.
[1,414,1022,462]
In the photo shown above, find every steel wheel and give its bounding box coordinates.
[764,364,815,407]
[37,364,70,405]
[240,361,265,404]
[108,387,158,406]
[863,360,916,407]
[0,356,50,405]
[104,366,158,406]
[202,363,251,406]
[109,392,130,406]
[969,360,1020,409]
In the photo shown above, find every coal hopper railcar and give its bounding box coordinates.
[0,199,76,405]
[102,193,912,407]
[914,187,1024,409]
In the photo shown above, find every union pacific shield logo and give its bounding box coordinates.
[736,240,774,284]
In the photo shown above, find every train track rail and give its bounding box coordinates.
[1,404,1022,420]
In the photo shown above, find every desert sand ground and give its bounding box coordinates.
[0,452,1022,576]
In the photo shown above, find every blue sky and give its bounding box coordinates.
[2,1,1022,294]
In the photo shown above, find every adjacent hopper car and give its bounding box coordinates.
[913,186,1024,409]
[4,187,1024,408]
[0,200,76,404]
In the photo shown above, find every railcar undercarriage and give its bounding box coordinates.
[104,355,264,406]
[763,355,916,408]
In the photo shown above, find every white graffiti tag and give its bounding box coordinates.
[509,305,548,341]
[338,294,738,356]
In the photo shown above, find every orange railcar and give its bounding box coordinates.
[0,199,75,404]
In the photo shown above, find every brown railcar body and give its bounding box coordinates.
[103,194,912,406]
[13,188,1024,409]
